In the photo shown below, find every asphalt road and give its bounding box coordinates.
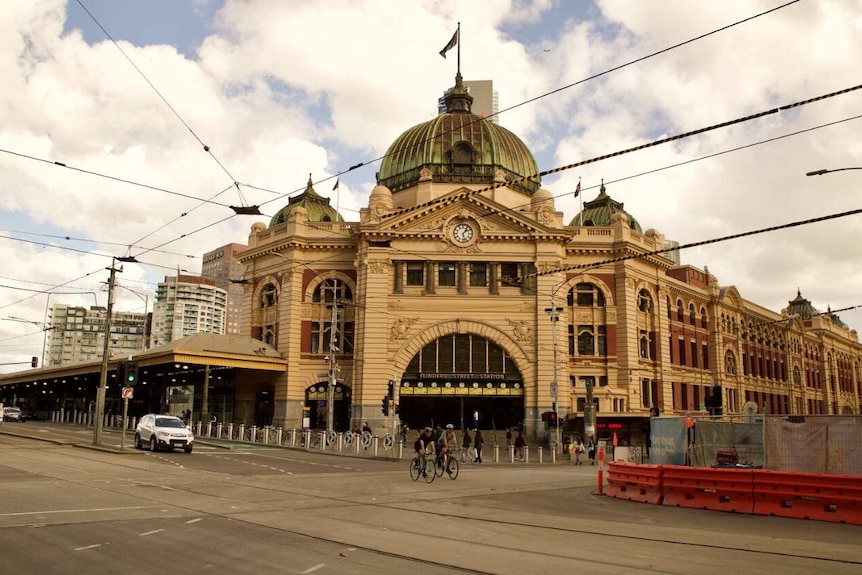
[1,423,860,575]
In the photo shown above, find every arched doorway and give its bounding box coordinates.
[304,382,351,431]
[399,334,524,430]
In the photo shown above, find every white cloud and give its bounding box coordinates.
[2,0,862,370]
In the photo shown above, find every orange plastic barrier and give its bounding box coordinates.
[662,465,754,514]
[606,461,664,504]
[752,470,862,525]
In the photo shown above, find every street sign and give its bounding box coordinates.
[550,381,557,398]
[121,387,134,399]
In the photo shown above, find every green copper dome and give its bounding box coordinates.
[270,175,344,228]
[569,182,643,233]
[786,289,818,319]
[377,73,541,196]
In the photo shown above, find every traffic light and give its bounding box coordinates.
[117,361,127,383]
[381,396,390,416]
[387,380,394,398]
[31,356,38,368]
[548,411,558,427]
[126,363,138,385]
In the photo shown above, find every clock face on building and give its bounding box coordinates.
[452,222,474,244]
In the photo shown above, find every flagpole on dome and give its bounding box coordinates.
[457,22,461,76]
[576,177,582,223]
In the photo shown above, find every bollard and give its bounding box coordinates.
[319,431,326,450]
[551,446,556,464]
[290,428,296,447]
[524,446,530,462]
[509,445,515,463]
[303,429,311,449]
[237,423,245,441]
[276,428,283,445]
[494,444,499,463]
[263,427,270,444]
[216,422,223,438]
[355,434,361,454]
[538,446,543,464]
[226,423,233,440]
[398,443,403,460]
[597,446,605,494]
[337,432,343,452]
[250,425,257,443]
[373,436,379,457]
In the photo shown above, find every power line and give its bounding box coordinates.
[379,82,862,223]
[255,0,804,209]
[72,0,242,192]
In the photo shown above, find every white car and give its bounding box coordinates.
[3,407,24,422]
[135,414,194,453]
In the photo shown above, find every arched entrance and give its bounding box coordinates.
[304,382,351,431]
[399,334,524,430]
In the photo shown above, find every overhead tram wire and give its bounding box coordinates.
[277,110,862,277]
[0,148,236,210]
[376,82,862,224]
[0,267,106,312]
[8,1,802,260]
[449,112,862,231]
[251,0,802,211]
[0,228,200,260]
[73,0,241,192]
[519,206,862,281]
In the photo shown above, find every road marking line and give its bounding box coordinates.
[186,518,202,524]
[1,505,157,517]
[301,564,325,574]
[74,544,102,551]
[139,529,164,536]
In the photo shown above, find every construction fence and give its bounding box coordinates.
[649,415,862,476]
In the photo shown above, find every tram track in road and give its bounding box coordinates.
[1,440,859,574]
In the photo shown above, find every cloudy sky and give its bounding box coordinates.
[2,0,861,372]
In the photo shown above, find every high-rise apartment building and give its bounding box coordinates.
[202,243,247,336]
[439,79,498,123]
[46,304,147,365]
[150,275,227,347]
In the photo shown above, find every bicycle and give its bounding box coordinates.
[434,451,460,480]
[409,455,436,483]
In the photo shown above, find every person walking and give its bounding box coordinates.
[461,428,472,462]
[514,430,527,460]
[574,437,585,464]
[473,429,484,464]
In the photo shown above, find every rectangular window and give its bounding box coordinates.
[310,321,332,354]
[577,326,594,356]
[500,263,520,287]
[598,325,606,356]
[455,334,471,371]
[641,378,651,408]
[438,335,454,372]
[406,262,424,286]
[438,262,456,286]
[568,324,575,356]
[576,290,593,307]
[469,263,487,286]
[678,339,686,366]
[691,341,698,368]
[702,344,709,370]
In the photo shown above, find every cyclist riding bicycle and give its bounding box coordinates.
[436,424,457,473]
[413,427,436,477]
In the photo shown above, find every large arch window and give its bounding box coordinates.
[677,300,684,322]
[638,289,653,313]
[405,334,518,375]
[689,303,696,326]
[309,279,354,354]
[700,307,707,329]
[260,283,277,308]
[569,282,605,307]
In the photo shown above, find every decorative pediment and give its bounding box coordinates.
[359,189,562,241]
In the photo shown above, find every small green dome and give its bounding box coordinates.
[569,182,642,233]
[270,175,344,227]
[786,289,818,319]
[378,73,540,196]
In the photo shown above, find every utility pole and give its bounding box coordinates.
[545,299,564,453]
[326,278,339,433]
[93,259,121,446]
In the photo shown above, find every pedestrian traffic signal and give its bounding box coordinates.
[117,362,127,383]
[31,356,38,368]
[126,363,138,385]
[381,396,390,416]
[387,380,395,398]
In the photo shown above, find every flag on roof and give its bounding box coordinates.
[439,29,458,58]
